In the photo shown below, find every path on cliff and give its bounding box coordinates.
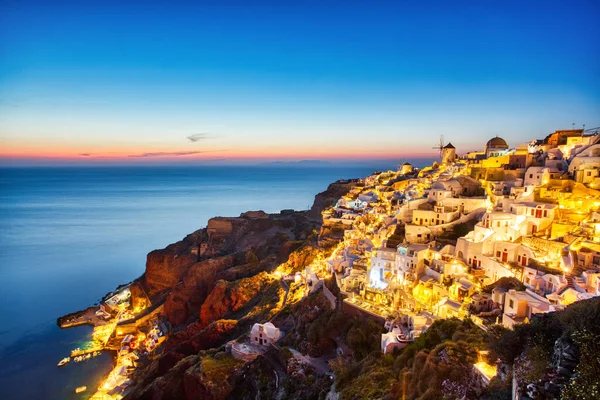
[281,279,290,306]
[262,348,288,400]
[289,348,333,375]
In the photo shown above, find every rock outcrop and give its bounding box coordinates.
[164,319,239,355]
[163,254,241,326]
[198,272,281,327]
[135,210,317,326]
[143,229,205,295]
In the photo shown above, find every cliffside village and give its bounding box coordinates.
[291,129,600,371]
[58,128,600,398]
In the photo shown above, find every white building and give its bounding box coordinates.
[405,224,433,244]
[524,166,551,187]
[568,143,600,186]
[369,247,397,289]
[522,267,566,295]
[250,322,282,346]
[381,329,404,354]
[502,289,550,329]
[358,191,379,204]
[396,243,429,283]
[336,198,368,212]
[581,270,600,295]
[412,205,460,227]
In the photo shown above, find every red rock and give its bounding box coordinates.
[143,230,204,295]
[198,272,276,328]
[164,319,238,355]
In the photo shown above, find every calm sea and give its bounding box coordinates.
[0,163,422,399]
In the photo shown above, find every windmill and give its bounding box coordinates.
[432,135,445,159]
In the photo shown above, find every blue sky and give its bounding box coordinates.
[1,0,599,163]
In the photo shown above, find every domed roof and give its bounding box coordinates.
[402,162,412,166]
[486,136,508,149]
[443,142,455,149]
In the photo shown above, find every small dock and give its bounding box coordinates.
[70,346,103,358]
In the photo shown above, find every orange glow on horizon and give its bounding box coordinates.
[0,145,436,162]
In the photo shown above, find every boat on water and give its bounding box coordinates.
[75,386,87,393]
[57,357,70,367]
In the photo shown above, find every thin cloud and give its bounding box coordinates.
[187,133,218,142]
[127,150,228,158]
[79,153,92,157]
[127,151,203,158]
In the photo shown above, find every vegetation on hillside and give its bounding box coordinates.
[328,298,600,400]
[332,318,487,400]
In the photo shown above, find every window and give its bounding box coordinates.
[529,174,533,178]
[588,171,592,177]
[509,299,514,309]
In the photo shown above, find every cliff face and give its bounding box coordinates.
[143,229,205,295]
[136,211,316,326]
[163,254,241,326]
[163,319,239,355]
[198,272,280,327]
[123,180,361,400]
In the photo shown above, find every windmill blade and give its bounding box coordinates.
[432,135,446,159]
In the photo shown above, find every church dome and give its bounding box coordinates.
[486,136,508,149]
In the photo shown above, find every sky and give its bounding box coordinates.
[1,0,599,165]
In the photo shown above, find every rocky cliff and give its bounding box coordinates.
[134,179,356,325]
[135,211,313,326]
[121,179,360,400]
[143,229,205,295]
